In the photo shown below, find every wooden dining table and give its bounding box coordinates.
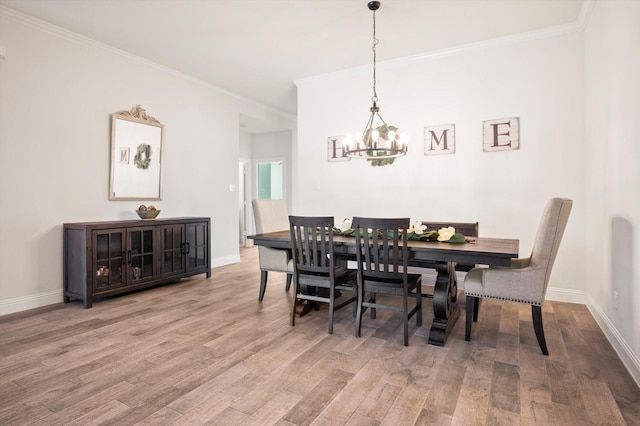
[249,230,519,347]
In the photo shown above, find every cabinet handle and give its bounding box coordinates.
[127,250,132,264]
[185,242,191,254]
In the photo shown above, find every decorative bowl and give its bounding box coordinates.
[136,209,161,220]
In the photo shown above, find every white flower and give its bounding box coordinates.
[409,221,427,235]
[340,218,353,232]
[437,226,456,242]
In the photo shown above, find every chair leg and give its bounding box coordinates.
[328,286,335,335]
[403,289,409,346]
[352,283,358,317]
[473,297,480,322]
[356,282,363,338]
[286,273,293,291]
[370,293,376,319]
[532,305,549,355]
[465,296,477,341]
[290,281,299,327]
[258,271,268,301]
[416,284,422,327]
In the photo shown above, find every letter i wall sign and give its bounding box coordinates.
[423,117,520,156]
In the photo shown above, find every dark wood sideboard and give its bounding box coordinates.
[63,217,211,308]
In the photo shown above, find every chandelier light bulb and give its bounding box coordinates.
[400,133,408,145]
[388,130,396,140]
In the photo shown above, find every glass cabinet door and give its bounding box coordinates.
[186,222,208,272]
[93,229,125,292]
[128,226,155,283]
[161,224,186,276]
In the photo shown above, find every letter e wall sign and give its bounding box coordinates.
[483,117,520,152]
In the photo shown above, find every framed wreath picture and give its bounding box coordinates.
[109,105,164,200]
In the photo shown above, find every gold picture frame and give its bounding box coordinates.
[109,105,164,200]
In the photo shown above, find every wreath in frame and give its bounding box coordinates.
[134,144,151,170]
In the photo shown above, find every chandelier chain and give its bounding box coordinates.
[372,8,378,103]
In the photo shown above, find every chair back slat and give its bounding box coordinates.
[289,215,334,275]
[353,217,409,280]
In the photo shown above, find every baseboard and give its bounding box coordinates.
[0,290,63,317]
[586,295,640,388]
[545,286,587,304]
[212,254,241,268]
[1,256,241,317]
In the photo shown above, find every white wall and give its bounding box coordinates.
[0,8,294,314]
[295,0,640,385]
[296,31,587,297]
[584,0,640,385]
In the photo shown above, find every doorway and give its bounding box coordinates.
[238,159,286,247]
[256,160,284,200]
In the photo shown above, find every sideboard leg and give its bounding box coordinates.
[83,296,93,309]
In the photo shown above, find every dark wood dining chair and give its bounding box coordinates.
[352,217,422,346]
[464,198,572,355]
[289,215,357,334]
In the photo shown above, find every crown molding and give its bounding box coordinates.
[577,0,596,30]
[0,5,295,121]
[296,6,590,87]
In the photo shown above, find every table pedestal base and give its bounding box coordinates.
[428,261,460,346]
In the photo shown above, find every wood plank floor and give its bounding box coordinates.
[1,247,638,425]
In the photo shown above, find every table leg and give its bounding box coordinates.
[428,261,460,346]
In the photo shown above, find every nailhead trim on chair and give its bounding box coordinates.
[464,292,542,306]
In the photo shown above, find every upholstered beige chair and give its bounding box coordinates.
[464,198,572,355]
[252,199,294,301]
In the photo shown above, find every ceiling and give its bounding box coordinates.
[0,0,585,119]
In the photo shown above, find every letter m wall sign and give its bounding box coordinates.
[483,117,520,152]
[424,124,455,156]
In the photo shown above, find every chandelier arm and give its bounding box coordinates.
[361,111,376,143]
[374,111,388,127]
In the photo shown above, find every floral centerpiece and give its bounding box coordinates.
[333,218,468,243]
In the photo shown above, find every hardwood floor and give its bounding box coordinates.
[1,247,638,425]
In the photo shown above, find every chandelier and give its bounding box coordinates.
[343,1,408,167]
